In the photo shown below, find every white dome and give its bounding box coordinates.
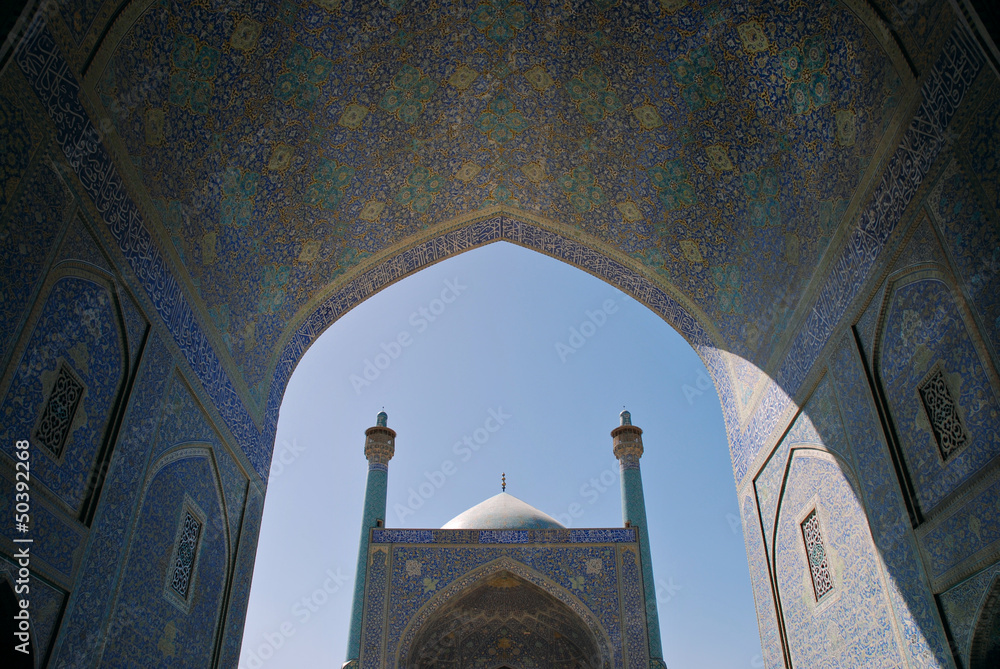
[441,492,565,530]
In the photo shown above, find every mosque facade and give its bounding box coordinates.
[0,0,999,667]
[345,410,664,669]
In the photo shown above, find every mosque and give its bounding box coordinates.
[344,409,665,668]
[0,0,999,666]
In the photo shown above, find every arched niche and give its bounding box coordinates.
[398,557,614,668]
[873,269,1000,516]
[772,449,907,667]
[0,268,129,517]
[100,445,230,667]
[406,569,604,669]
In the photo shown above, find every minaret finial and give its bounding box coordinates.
[501,472,506,492]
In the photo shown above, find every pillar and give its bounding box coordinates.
[344,411,395,667]
[613,409,666,668]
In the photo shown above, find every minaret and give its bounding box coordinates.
[345,411,395,667]
[612,409,665,667]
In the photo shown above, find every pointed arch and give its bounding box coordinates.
[396,556,613,668]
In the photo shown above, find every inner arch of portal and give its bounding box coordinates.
[397,556,615,668]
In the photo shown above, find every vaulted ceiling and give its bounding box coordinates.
[90,0,910,400]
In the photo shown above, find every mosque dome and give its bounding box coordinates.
[441,492,565,530]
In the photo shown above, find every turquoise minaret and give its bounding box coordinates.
[613,409,666,668]
[345,411,395,667]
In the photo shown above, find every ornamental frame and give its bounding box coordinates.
[163,494,207,614]
[800,507,834,603]
[917,362,970,463]
[33,360,85,460]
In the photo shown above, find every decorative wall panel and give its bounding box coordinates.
[101,451,226,667]
[829,334,953,668]
[0,276,125,513]
[774,452,906,667]
[879,277,999,514]
[48,332,170,666]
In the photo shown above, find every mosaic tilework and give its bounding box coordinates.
[407,568,605,666]
[270,214,731,471]
[775,452,906,667]
[98,0,902,393]
[0,559,65,663]
[755,25,985,481]
[879,278,1000,514]
[14,17,271,479]
[101,453,226,667]
[620,548,648,668]
[892,212,946,279]
[828,333,952,668]
[755,428,792,560]
[371,527,637,543]
[939,562,1000,665]
[929,162,1000,359]
[796,376,853,467]
[3,8,995,665]
[0,161,68,367]
[618,463,662,661]
[868,0,952,74]
[57,218,113,273]
[918,367,970,461]
[920,477,1000,582]
[755,375,854,557]
[217,486,263,669]
[0,486,84,580]
[349,465,390,658]
[154,373,247,548]
[34,363,85,457]
[965,75,1000,215]
[48,331,170,666]
[0,67,40,217]
[741,494,785,669]
[801,509,834,600]
[15,8,986,492]
[360,549,389,669]
[169,510,203,599]
[59,0,107,45]
[0,276,124,513]
[856,280,887,361]
[119,288,149,369]
[373,544,644,668]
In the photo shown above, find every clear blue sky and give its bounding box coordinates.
[239,241,763,668]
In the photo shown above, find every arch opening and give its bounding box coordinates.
[406,569,604,669]
[243,241,756,668]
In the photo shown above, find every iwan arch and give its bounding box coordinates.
[0,0,998,665]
